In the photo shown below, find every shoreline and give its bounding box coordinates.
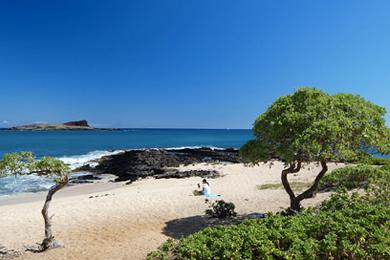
[0,181,122,207]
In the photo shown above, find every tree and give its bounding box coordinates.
[240,88,390,213]
[0,152,70,251]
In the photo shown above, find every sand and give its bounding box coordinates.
[0,161,344,260]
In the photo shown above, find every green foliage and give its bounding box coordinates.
[0,152,35,175]
[205,200,237,219]
[149,200,390,259]
[319,164,385,190]
[318,164,390,211]
[361,157,390,166]
[0,152,69,179]
[149,168,390,259]
[147,239,177,260]
[240,88,390,164]
[365,168,390,205]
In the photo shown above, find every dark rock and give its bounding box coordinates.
[73,164,95,172]
[63,120,89,127]
[154,170,219,179]
[93,148,240,182]
[69,173,101,184]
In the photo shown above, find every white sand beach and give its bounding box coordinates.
[0,162,344,260]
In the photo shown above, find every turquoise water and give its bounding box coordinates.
[0,129,253,158]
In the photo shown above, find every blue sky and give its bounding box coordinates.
[0,0,389,128]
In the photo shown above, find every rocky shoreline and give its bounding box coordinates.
[75,148,241,183]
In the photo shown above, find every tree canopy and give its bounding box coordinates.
[0,152,69,180]
[241,88,390,164]
[240,88,390,212]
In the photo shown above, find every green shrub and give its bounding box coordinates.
[381,163,390,172]
[147,239,177,260]
[365,168,390,205]
[205,200,237,219]
[319,164,385,190]
[361,157,390,166]
[148,192,390,259]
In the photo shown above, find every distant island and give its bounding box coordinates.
[1,120,120,131]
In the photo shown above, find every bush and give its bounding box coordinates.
[319,164,386,190]
[148,193,390,259]
[205,200,237,219]
[365,168,390,205]
[361,157,390,166]
[381,163,390,172]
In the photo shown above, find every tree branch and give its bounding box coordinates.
[295,160,327,201]
[281,161,302,201]
[40,176,68,251]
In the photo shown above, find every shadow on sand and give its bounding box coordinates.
[162,215,211,239]
[162,212,268,239]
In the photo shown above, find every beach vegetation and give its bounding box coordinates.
[240,88,390,213]
[205,200,237,219]
[360,156,390,166]
[0,152,70,251]
[319,164,387,190]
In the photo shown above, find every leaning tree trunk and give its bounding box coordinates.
[40,177,68,251]
[281,160,328,214]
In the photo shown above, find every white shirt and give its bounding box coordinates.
[202,183,211,195]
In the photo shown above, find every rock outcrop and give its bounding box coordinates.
[63,120,90,127]
[154,170,220,179]
[85,148,241,183]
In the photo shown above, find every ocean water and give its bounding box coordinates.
[0,129,252,158]
[0,129,253,196]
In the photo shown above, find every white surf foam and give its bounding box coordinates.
[57,150,125,170]
[0,175,54,196]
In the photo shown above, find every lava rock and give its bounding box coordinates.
[154,170,219,179]
[93,147,240,182]
[69,173,101,184]
[63,120,89,127]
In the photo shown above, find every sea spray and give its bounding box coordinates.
[57,150,125,170]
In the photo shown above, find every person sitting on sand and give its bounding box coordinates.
[197,179,211,195]
[201,179,211,195]
[196,179,221,197]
